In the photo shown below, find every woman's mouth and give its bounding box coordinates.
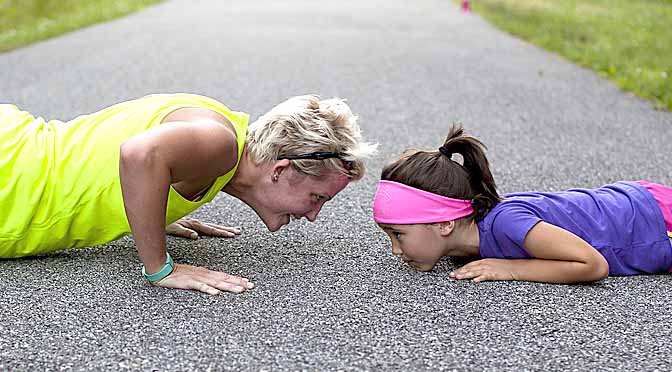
[282,214,304,227]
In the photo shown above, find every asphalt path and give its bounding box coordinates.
[1,0,672,371]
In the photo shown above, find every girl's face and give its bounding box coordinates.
[378,223,446,271]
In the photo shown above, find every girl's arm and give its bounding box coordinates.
[450,222,610,283]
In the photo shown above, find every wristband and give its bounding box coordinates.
[142,252,175,282]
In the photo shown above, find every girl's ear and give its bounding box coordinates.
[438,220,456,237]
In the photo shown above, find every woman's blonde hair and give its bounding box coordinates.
[246,95,377,180]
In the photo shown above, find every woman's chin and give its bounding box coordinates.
[265,215,289,232]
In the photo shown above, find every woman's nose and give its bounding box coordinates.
[305,203,324,222]
[391,244,403,256]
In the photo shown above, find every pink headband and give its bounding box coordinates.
[373,180,474,224]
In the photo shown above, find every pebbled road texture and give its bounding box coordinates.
[1,0,671,371]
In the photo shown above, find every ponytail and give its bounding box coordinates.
[381,124,501,222]
[439,125,501,220]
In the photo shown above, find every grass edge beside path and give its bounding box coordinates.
[0,0,164,53]
[464,0,672,111]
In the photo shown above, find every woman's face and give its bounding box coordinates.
[257,167,350,232]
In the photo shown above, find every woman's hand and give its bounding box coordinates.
[166,217,241,239]
[152,264,255,295]
[449,258,517,282]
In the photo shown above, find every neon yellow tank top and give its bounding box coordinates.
[0,94,249,258]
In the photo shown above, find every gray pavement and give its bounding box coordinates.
[2,0,672,371]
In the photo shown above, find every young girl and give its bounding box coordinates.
[373,125,672,283]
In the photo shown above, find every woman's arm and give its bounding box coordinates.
[119,119,253,294]
[119,136,172,275]
[450,222,610,284]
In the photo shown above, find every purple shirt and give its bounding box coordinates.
[477,181,672,275]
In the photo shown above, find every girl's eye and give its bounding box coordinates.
[393,231,402,240]
[313,195,325,203]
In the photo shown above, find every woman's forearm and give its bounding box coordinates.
[119,143,172,274]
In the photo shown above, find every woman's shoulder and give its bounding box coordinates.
[161,106,233,127]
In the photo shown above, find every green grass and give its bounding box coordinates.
[0,0,163,53]
[466,0,672,110]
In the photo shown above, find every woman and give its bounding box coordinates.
[0,93,376,295]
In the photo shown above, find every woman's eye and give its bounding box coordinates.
[393,231,402,240]
[313,195,325,203]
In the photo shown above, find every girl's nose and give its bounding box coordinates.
[391,244,403,256]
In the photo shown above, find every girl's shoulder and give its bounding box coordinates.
[481,198,541,233]
[477,198,539,259]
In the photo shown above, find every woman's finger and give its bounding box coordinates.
[182,219,240,238]
[204,223,241,235]
[202,270,255,290]
[166,222,199,239]
[190,280,222,295]
[200,224,238,238]
[154,264,255,294]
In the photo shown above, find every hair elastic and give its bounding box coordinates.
[373,180,474,224]
[438,145,452,158]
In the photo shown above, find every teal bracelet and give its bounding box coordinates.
[142,252,175,282]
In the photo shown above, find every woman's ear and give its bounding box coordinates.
[271,159,291,182]
[438,220,456,237]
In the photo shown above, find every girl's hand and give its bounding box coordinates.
[449,258,517,282]
[152,263,255,295]
[166,217,241,239]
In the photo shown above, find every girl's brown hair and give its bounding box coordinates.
[380,124,501,222]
